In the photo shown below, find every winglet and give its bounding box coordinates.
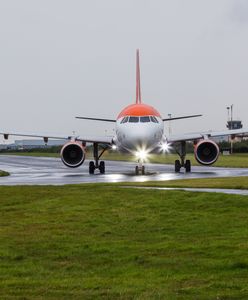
[136,49,142,104]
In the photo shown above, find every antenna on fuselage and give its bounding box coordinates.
[136,49,142,104]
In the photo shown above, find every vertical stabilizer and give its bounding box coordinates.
[136,49,142,104]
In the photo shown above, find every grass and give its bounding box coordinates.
[1,184,248,299]
[0,170,9,177]
[2,151,248,168]
[123,176,248,190]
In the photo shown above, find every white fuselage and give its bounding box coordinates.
[115,115,164,152]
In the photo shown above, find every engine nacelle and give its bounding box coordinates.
[194,139,219,165]
[61,141,85,168]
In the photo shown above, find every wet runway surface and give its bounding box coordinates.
[0,155,247,186]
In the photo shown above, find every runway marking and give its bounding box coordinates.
[121,186,248,196]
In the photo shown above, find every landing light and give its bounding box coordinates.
[161,142,171,153]
[135,149,148,161]
[112,145,117,150]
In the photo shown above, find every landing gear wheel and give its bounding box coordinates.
[135,166,139,175]
[99,161,105,174]
[89,161,95,174]
[185,160,191,173]
[141,165,145,175]
[175,160,181,173]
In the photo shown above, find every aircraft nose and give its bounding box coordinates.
[128,128,159,148]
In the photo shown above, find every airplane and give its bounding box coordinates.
[1,50,248,175]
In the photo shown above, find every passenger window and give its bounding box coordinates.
[140,116,150,123]
[129,116,139,123]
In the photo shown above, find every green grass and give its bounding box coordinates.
[0,170,9,177]
[124,176,248,190]
[1,184,248,299]
[2,151,248,168]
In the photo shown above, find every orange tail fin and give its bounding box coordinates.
[136,49,142,104]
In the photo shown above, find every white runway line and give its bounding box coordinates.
[122,186,248,196]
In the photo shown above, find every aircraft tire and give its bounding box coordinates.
[175,160,181,173]
[99,161,105,174]
[185,160,191,173]
[135,166,139,175]
[141,165,145,175]
[89,161,95,174]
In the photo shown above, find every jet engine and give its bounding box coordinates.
[194,139,219,165]
[61,141,85,168]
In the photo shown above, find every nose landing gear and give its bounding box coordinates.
[135,160,146,175]
[135,165,145,175]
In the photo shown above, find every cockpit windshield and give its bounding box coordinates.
[140,116,150,123]
[120,116,159,123]
[129,116,139,123]
[150,116,159,123]
[120,116,129,123]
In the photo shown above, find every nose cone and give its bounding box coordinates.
[122,125,162,150]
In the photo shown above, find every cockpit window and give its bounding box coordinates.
[121,117,128,124]
[129,116,139,123]
[140,116,150,123]
[150,116,159,123]
[122,116,159,123]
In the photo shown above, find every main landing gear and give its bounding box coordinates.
[89,143,107,174]
[174,141,191,173]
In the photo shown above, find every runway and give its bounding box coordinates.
[0,155,247,185]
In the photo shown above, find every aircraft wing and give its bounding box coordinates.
[75,116,116,122]
[167,128,248,143]
[162,114,202,122]
[0,131,114,145]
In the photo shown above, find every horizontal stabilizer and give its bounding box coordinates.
[162,114,202,122]
[75,116,116,123]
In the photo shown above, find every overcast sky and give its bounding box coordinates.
[0,0,248,142]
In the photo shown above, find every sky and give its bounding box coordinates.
[0,0,248,142]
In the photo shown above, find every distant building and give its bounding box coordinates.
[227,120,243,130]
[226,120,248,141]
[14,139,66,149]
[12,139,66,150]
[0,144,8,150]
[212,136,228,143]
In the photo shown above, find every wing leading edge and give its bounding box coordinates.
[162,114,202,122]
[75,117,116,122]
[167,128,248,143]
[0,131,114,145]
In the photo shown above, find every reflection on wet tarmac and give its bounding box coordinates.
[0,155,247,186]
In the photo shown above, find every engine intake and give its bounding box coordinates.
[194,139,219,165]
[61,142,85,168]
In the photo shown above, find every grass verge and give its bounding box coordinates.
[122,176,248,190]
[1,184,248,299]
